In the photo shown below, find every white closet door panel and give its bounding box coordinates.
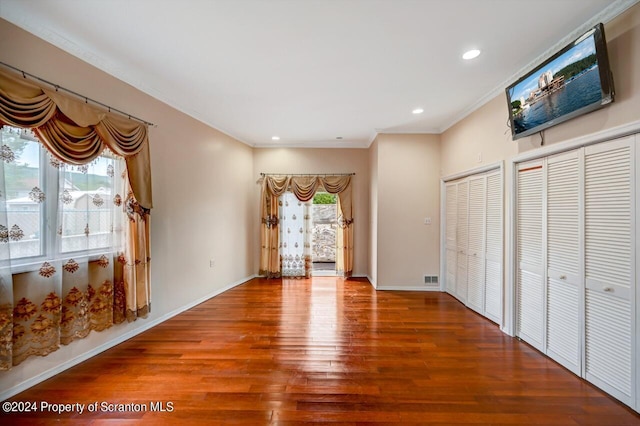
[445,183,458,249]
[517,164,544,274]
[456,180,469,302]
[467,177,486,255]
[456,253,468,302]
[546,150,581,374]
[467,176,486,313]
[457,180,469,252]
[517,269,544,349]
[485,171,502,323]
[485,172,502,262]
[585,144,632,287]
[586,290,632,402]
[467,255,484,313]
[547,152,580,276]
[584,137,634,406]
[484,259,501,323]
[547,278,580,374]
[516,161,544,350]
[445,182,459,295]
[446,248,457,294]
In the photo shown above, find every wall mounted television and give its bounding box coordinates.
[506,23,614,140]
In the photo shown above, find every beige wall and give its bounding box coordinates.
[440,95,518,177]
[368,139,379,286]
[521,4,640,150]
[0,19,256,394]
[252,148,370,276]
[373,134,441,288]
[442,2,640,177]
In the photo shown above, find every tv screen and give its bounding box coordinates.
[506,23,614,140]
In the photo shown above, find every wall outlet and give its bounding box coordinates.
[209,259,216,268]
[424,217,432,225]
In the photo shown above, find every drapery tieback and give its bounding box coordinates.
[262,215,279,229]
[338,216,354,228]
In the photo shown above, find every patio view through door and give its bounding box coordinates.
[311,192,337,276]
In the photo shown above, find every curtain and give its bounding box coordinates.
[0,68,152,210]
[121,187,151,322]
[334,180,354,278]
[279,192,312,278]
[0,135,140,370]
[0,66,152,371]
[259,175,353,278]
[259,176,288,278]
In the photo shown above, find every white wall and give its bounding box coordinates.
[373,134,441,289]
[252,148,370,277]
[0,19,256,397]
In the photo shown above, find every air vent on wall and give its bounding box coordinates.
[424,275,439,286]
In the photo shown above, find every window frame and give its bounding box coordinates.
[3,127,117,274]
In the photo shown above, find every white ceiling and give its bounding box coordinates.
[1,0,636,148]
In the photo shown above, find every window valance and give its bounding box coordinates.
[262,175,352,203]
[0,68,152,210]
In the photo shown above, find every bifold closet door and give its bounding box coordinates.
[467,175,486,314]
[456,180,469,303]
[445,182,458,295]
[584,136,635,406]
[546,150,582,375]
[484,170,502,323]
[516,160,545,351]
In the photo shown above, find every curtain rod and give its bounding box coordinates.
[260,173,355,177]
[0,61,156,128]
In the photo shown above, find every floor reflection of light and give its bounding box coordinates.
[278,277,343,376]
[306,277,341,375]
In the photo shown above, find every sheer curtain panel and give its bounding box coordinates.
[279,192,312,277]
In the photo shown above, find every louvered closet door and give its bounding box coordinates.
[516,160,545,351]
[546,150,582,375]
[456,180,469,303]
[584,136,635,405]
[484,170,502,324]
[466,175,486,314]
[445,182,458,295]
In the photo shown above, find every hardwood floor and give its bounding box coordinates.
[3,277,640,425]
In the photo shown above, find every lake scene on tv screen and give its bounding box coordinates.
[508,33,602,135]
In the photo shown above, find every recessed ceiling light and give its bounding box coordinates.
[271,136,280,141]
[462,49,481,60]
[412,108,424,115]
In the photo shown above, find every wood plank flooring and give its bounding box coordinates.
[3,277,640,425]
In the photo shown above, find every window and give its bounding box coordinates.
[59,155,117,253]
[1,126,123,266]
[2,127,44,259]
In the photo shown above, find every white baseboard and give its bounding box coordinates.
[376,285,442,291]
[364,275,377,289]
[0,274,257,402]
